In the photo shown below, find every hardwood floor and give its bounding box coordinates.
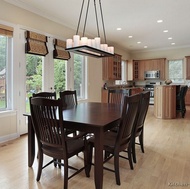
[0,106,190,189]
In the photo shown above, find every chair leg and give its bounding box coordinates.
[114,154,121,185]
[139,132,144,153]
[132,138,137,164]
[36,151,43,181]
[63,159,68,189]
[128,144,133,170]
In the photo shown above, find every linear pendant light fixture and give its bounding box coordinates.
[66,0,114,58]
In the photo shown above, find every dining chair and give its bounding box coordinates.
[108,88,131,105]
[59,90,86,138]
[176,85,188,118]
[29,97,89,189]
[108,89,131,132]
[131,91,150,164]
[59,90,77,109]
[32,91,56,99]
[87,93,141,185]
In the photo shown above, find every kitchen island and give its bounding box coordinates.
[154,85,180,119]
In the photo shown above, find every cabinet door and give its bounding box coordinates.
[101,89,108,103]
[133,60,139,80]
[158,59,166,80]
[138,61,145,80]
[186,56,190,79]
[102,54,121,80]
[185,88,190,105]
[127,60,133,80]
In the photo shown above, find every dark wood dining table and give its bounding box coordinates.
[24,102,122,189]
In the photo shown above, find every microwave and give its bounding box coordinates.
[144,70,160,79]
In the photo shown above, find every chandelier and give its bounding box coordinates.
[66,0,114,58]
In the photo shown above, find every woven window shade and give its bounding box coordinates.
[25,31,48,56]
[0,24,13,37]
[53,39,70,60]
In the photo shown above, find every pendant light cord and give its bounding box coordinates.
[76,0,85,35]
[99,0,107,44]
[94,0,100,37]
[76,0,107,43]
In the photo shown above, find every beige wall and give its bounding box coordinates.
[0,111,18,143]
[130,47,190,60]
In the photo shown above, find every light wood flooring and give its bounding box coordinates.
[0,106,190,189]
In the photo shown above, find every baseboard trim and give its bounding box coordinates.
[0,133,20,143]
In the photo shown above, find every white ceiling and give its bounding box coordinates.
[4,0,190,52]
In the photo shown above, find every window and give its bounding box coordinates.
[25,54,43,113]
[54,59,66,97]
[0,35,13,110]
[74,54,86,99]
[168,59,184,83]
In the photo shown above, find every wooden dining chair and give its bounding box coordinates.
[87,93,141,185]
[59,90,86,137]
[59,90,77,109]
[108,88,131,105]
[108,89,131,132]
[131,91,150,164]
[29,97,89,189]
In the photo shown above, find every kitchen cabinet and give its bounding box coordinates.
[154,85,176,119]
[128,58,166,81]
[143,58,166,80]
[185,56,190,79]
[101,89,108,103]
[127,60,142,80]
[185,87,190,105]
[102,54,122,80]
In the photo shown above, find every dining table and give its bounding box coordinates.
[24,102,122,189]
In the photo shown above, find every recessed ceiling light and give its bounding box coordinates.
[171,43,175,45]
[128,36,133,38]
[144,46,148,48]
[163,30,168,33]
[117,28,122,31]
[168,37,172,40]
[157,20,163,23]
[137,41,141,44]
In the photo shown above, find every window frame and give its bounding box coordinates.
[0,35,13,111]
[168,59,185,84]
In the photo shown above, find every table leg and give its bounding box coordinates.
[27,116,35,167]
[94,130,104,189]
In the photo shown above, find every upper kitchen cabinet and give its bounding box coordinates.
[185,56,190,79]
[127,60,144,81]
[143,58,166,80]
[102,54,122,80]
[127,58,166,81]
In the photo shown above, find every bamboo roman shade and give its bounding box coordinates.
[53,39,70,60]
[0,24,13,37]
[25,31,48,56]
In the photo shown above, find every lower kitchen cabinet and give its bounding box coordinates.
[154,85,176,119]
[185,87,190,105]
